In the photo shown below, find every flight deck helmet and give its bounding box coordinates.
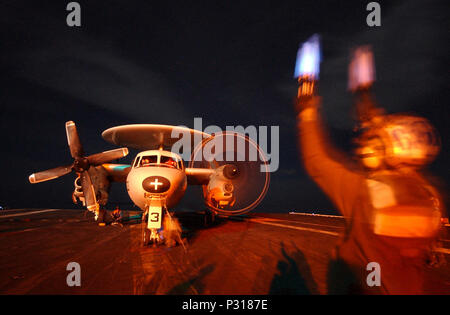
[356,114,441,170]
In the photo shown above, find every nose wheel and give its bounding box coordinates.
[142,227,163,246]
[149,229,161,244]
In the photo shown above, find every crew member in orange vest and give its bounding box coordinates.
[294,39,443,294]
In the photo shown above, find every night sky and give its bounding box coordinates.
[1,1,448,214]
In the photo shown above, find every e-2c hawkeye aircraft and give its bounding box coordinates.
[29,122,270,245]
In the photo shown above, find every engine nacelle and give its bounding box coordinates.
[190,131,270,216]
[203,167,236,209]
[72,166,111,207]
[72,175,85,205]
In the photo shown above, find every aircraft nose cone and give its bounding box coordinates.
[142,176,171,193]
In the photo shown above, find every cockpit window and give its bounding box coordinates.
[135,153,182,169]
[160,155,179,169]
[133,157,140,168]
[140,155,158,167]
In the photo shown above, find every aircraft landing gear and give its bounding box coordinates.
[141,197,165,247]
[140,198,184,249]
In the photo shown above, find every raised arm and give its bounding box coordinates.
[296,96,362,217]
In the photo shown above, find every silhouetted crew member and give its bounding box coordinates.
[112,206,122,224]
[294,43,443,294]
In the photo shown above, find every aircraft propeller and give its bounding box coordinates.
[29,121,128,211]
[189,131,270,215]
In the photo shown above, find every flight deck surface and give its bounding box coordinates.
[1,209,449,294]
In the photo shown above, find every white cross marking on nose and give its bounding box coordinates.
[150,178,163,190]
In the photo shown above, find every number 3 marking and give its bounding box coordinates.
[150,212,160,222]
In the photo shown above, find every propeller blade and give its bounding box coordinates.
[80,171,97,211]
[29,165,73,184]
[65,121,84,159]
[86,148,129,166]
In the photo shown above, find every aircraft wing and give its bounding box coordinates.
[185,167,214,185]
[101,163,132,182]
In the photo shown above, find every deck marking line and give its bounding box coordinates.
[249,218,340,237]
[0,209,61,218]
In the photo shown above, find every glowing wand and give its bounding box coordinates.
[294,34,321,98]
[348,46,375,92]
[348,46,382,124]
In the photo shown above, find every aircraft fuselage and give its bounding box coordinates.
[126,150,187,210]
